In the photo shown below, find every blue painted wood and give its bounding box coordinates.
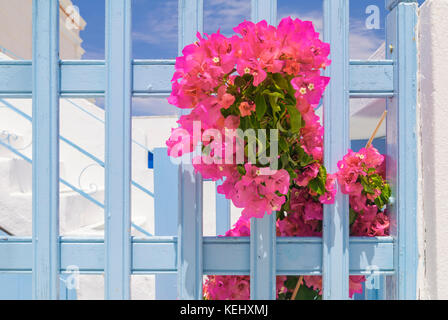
[364,275,386,300]
[386,0,417,11]
[0,237,395,275]
[154,148,179,299]
[249,0,277,301]
[31,0,60,300]
[177,0,204,300]
[349,61,394,96]
[59,274,78,300]
[215,181,230,236]
[0,273,32,299]
[0,60,394,98]
[250,215,276,299]
[322,0,350,300]
[385,2,418,300]
[251,0,277,23]
[104,0,132,300]
[0,0,418,301]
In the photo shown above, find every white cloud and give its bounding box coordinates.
[133,0,178,45]
[349,18,384,59]
[204,0,251,34]
[132,97,179,116]
[278,9,383,59]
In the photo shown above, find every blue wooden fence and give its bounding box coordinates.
[0,0,418,300]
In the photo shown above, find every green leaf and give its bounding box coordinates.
[237,165,246,176]
[309,178,325,195]
[349,208,359,225]
[276,211,286,220]
[295,283,322,300]
[234,76,245,88]
[285,104,302,133]
[279,137,289,152]
[286,166,298,179]
[268,95,281,113]
[284,276,299,290]
[255,94,268,120]
[272,73,289,90]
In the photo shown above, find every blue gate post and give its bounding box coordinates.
[249,0,277,300]
[177,0,204,300]
[104,0,133,299]
[322,0,350,300]
[215,181,231,236]
[385,0,418,300]
[31,0,60,300]
[154,148,179,299]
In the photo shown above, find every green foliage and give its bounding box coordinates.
[277,276,321,300]
[358,171,391,209]
[308,165,327,196]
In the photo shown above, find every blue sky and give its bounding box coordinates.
[71,0,424,115]
[73,0,425,60]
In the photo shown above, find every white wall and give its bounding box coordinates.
[418,0,448,300]
[0,0,85,59]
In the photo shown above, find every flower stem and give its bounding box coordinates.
[365,110,387,149]
[291,275,304,300]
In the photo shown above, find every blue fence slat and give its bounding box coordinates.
[177,0,204,300]
[31,0,60,300]
[386,0,416,11]
[385,1,418,300]
[251,0,277,23]
[322,0,350,300]
[154,148,179,299]
[249,0,277,301]
[250,215,276,300]
[0,273,32,300]
[104,0,132,300]
[215,181,230,236]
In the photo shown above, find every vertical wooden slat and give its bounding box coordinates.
[215,181,230,236]
[385,1,418,300]
[249,0,277,301]
[251,0,277,23]
[32,0,60,300]
[177,0,204,300]
[154,148,179,299]
[250,214,276,300]
[322,0,350,300]
[104,0,132,300]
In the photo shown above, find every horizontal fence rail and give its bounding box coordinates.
[0,60,394,98]
[0,236,394,275]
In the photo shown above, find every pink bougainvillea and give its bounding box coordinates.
[166,17,335,222]
[167,16,392,300]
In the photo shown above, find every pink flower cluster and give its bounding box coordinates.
[336,147,390,237]
[203,218,288,300]
[167,16,392,300]
[204,214,363,300]
[166,17,333,220]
